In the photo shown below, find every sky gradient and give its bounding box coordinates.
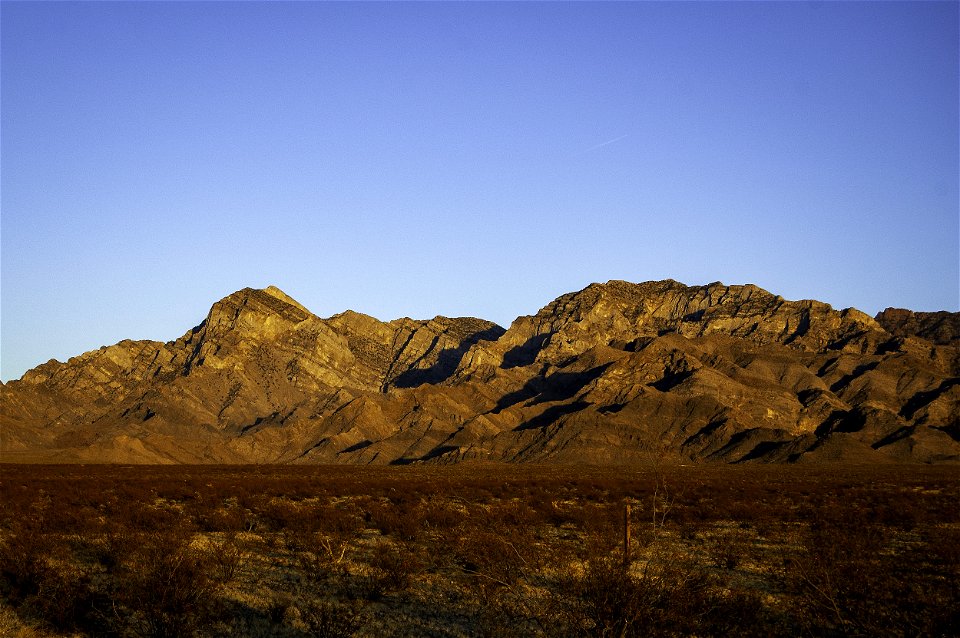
[2,1,958,381]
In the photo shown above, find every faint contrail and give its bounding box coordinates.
[584,133,629,152]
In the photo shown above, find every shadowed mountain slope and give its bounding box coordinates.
[876,307,960,347]
[2,281,958,464]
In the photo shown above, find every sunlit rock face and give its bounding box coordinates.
[2,280,958,465]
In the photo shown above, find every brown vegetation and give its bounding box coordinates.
[1,463,958,636]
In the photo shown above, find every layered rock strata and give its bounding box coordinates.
[2,280,957,464]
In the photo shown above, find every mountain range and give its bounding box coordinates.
[2,280,958,464]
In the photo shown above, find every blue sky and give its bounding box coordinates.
[2,1,958,381]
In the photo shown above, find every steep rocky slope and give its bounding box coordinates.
[2,281,958,464]
[876,307,960,347]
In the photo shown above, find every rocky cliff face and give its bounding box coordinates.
[2,281,958,464]
[876,307,960,347]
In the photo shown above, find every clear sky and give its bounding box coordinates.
[2,1,958,381]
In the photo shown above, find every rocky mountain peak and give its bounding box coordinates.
[326,309,390,336]
[263,285,313,315]
[205,286,314,328]
[189,286,313,347]
[174,286,327,378]
[2,279,957,465]
[876,307,960,346]
[488,280,884,372]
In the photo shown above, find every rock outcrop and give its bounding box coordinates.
[2,281,958,464]
[876,307,960,347]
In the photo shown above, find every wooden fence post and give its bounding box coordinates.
[623,501,631,568]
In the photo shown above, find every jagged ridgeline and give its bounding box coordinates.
[2,280,958,464]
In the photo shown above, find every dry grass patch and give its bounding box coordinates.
[1,463,958,636]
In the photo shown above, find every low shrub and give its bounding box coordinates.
[112,526,228,637]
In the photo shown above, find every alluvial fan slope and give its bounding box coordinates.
[2,281,958,464]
